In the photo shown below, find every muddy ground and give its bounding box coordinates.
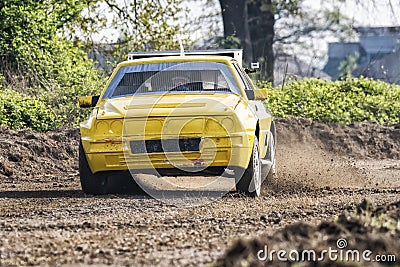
[0,118,399,266]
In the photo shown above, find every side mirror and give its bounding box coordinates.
[253,89,268,100]
[79,95,100,108]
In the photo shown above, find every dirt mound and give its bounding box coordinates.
[216,199,400,267]
[0,126,79,189]
[276,117,400,159]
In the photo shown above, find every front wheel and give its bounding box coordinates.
[79,141,108,195]
[236,137,262,197]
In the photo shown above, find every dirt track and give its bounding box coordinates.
[0,118,399,266]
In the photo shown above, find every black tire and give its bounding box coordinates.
[266,121,277,181]
[79,141,108,195]
[236,137,262,197]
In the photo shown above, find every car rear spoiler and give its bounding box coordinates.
[127,49,243,66]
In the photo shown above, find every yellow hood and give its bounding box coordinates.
[96,93,242,119]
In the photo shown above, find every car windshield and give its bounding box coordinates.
[102,61,241,98]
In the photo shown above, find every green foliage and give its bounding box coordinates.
[0,0,87,58]
[0,88,58,131]
[0,0,190,131]
[20,38,104,125]
[261,77,400,125]
[215,35,242,49]
[0,0,103,126]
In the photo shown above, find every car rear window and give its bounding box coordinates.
[102,61,240,98]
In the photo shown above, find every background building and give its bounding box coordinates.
[324,26,400,84]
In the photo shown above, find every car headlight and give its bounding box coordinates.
[110,121,123,135]
[95,121,109,135]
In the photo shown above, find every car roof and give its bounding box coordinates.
[127,49,242,63]
[117,55,237,68]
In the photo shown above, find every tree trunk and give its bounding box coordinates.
[219,0,253,65]
[248,0,275,83]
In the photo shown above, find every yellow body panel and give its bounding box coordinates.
[80,55,273,174]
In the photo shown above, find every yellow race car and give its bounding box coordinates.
[79,50,276,197]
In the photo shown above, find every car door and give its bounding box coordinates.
[232,62,273,159]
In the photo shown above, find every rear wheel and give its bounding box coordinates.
[236,137,262,197]
[79,141,108,195]
[266,122,277,181]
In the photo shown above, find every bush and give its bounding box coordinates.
[0,1,103,126]
[262,77,400,125]
[19,37,104,125]
[1,37,103,126]
[0,88,59,131]
[1,0,189,130]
